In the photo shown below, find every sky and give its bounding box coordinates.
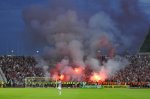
[0,0,150,55]
[0,0,49,55]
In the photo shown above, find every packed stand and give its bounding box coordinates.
[0,56,44,87]
[0,54,150,87]
[111,55,150,82]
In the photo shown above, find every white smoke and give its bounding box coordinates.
[104,56,129,77]
[85,57,101,71]
[23,3,136,81]
[35,56,50,77]
[68,40,85,67]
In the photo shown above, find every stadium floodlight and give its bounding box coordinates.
[11,50,14,55]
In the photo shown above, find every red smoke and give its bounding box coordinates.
[51,63,109,82]
[50,35,116,82]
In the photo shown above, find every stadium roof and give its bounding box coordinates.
[140,29,150,52]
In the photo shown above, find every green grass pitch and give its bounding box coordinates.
[0,88,150,99]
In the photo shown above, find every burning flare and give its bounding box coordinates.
[90,73,101,81]
[74,68,82,74]
[59,74,65,80]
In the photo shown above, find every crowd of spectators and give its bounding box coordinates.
[0,56,44,87]
[111,54,150,82]
[0,54,150,87]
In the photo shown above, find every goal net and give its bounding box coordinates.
[24,77,57,88]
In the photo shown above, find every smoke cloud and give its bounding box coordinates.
[22,0,149,81]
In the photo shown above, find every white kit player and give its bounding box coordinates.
[57,79,62,95]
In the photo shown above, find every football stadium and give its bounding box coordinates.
[0,0,150,99]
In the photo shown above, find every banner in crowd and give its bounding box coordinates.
[103,85,128,88]
[81,85,103,89]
